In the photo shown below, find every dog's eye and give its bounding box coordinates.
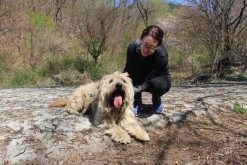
[121,78,126,83]
[109,79,113,84]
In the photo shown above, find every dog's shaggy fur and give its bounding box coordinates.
[49,82,99,114]
[49,71,149,143]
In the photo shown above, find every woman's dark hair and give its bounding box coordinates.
[140,25,164,46]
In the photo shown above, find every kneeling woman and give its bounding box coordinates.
[123,25,171,116]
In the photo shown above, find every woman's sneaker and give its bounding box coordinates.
[134,99,141,117]
[152,97,163,114]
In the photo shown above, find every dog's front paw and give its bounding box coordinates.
[66,108,80,115]
[113,133,131,144]
[138,131,150,141]
[106,129,131,144]
[133,129,150,142]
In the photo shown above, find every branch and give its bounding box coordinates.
[229,0,247,31]
[135,0,149,27]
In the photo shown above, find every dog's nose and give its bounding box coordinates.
[116,83,122,90]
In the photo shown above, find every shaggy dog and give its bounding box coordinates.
[49,71,149,143]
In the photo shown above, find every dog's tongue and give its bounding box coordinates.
[114,96,122,109]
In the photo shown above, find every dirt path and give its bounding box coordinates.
[0,84,247,164]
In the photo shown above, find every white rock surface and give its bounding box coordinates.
[0,83,246,163]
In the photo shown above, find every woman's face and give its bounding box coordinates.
[140,35,159,57]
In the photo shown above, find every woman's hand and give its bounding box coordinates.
[134,86,142,94]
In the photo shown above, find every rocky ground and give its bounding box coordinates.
[0,83,247,164]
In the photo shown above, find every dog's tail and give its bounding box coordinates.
[49,99,68,107]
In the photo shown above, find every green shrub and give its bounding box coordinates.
[239,73,247,80]
[46,60,62,74]
[46,55,106,80]
[28,11,57,31]
[225,73,247,81]
[35,67,48,77]
[83,61,106,79]
[44,57,85,75]
[10,70,37,87]
[169,50,184,70]
[8,67,50,87]
[0,53,14,73]
[61,57,76,70]
[195,53,210,67]
[74,59,85,73]
[233,102,247,114]
[1,49,126,88]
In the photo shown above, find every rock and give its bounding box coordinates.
[0,84,246,163]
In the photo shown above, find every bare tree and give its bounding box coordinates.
[134,0,155,27]
[53,0,66,23]
[72,0,141,65]
[72,1,113,65]
[183,0,247,74]
[0,0,7,36]
[18,0,57,69]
